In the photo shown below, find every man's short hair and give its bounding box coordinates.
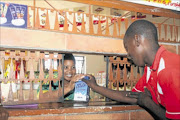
[124,20,158,44]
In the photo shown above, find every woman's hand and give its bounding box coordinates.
[82,74,98,88]
[68,74,85,91]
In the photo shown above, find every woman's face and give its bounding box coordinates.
[63,60,76,82]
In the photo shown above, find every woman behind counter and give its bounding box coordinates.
[37,53,85,100]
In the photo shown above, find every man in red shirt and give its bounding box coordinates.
[82,20,180,119]
[131,46,180,119]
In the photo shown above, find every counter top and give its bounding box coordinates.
[6,101,141,117]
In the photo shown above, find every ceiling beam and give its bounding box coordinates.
[67,0,180,19]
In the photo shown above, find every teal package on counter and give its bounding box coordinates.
[74,76,90,101]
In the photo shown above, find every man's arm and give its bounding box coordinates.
[82,75,137,104]
[129,88,168,120]
[143,97,167,120]
[93,85,137,104]
[83,75,167,119]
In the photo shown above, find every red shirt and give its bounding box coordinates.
[132,46,180,119]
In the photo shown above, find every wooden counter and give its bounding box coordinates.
[6,101,154,120]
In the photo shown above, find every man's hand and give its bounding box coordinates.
[0,106,9,120]
[127,87,152,107]
[127,88,168,120]
[82,75,98,88]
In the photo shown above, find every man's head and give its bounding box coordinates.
[123,20,159,67]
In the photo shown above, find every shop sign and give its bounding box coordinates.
[0,2,27,28]
[120,0,180,11]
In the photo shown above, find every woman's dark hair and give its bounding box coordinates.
[60,53,76,64]
[64,53,75,63]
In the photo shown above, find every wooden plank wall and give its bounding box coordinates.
[0,50,63,105]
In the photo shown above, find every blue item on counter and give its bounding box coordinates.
[74,76,90,102]
[83,76,90,80]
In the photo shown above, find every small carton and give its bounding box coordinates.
[74,76,90,101]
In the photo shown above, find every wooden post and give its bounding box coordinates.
[57,54,62,80]
[72,13,77,33]
[39,53,44,100]
[8,58,15,102]
[164,24,167,41]
[19,57,25,102]
[117,18,121,37]
[29,58,34,101]
[97,16,102,35]
[89,5,94,34]
[81,13,86,34]
[176,26,178,42]
[158,24,161,40]
[27,7,31,28]
[173,18,176,41]
[130,65,134,90]
[33,0,36,28]
[8,82,14,102]
[170,25,173,41]
[123,63,127,91]
[113,21,118,37]
[105,17,109,36]
[54,11,60,31]
[45,9,50,30]
[35,8,40,28]
[109,57,113,89]
[116,58,121,91]
[0,52,5,105]
[124,18,128,31]
[48,53,54,98]
[63,12,68,32]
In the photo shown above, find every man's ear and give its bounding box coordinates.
[134,34,141,47]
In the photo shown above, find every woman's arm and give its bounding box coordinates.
[42,74,85,99]
[41,84,72,98]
